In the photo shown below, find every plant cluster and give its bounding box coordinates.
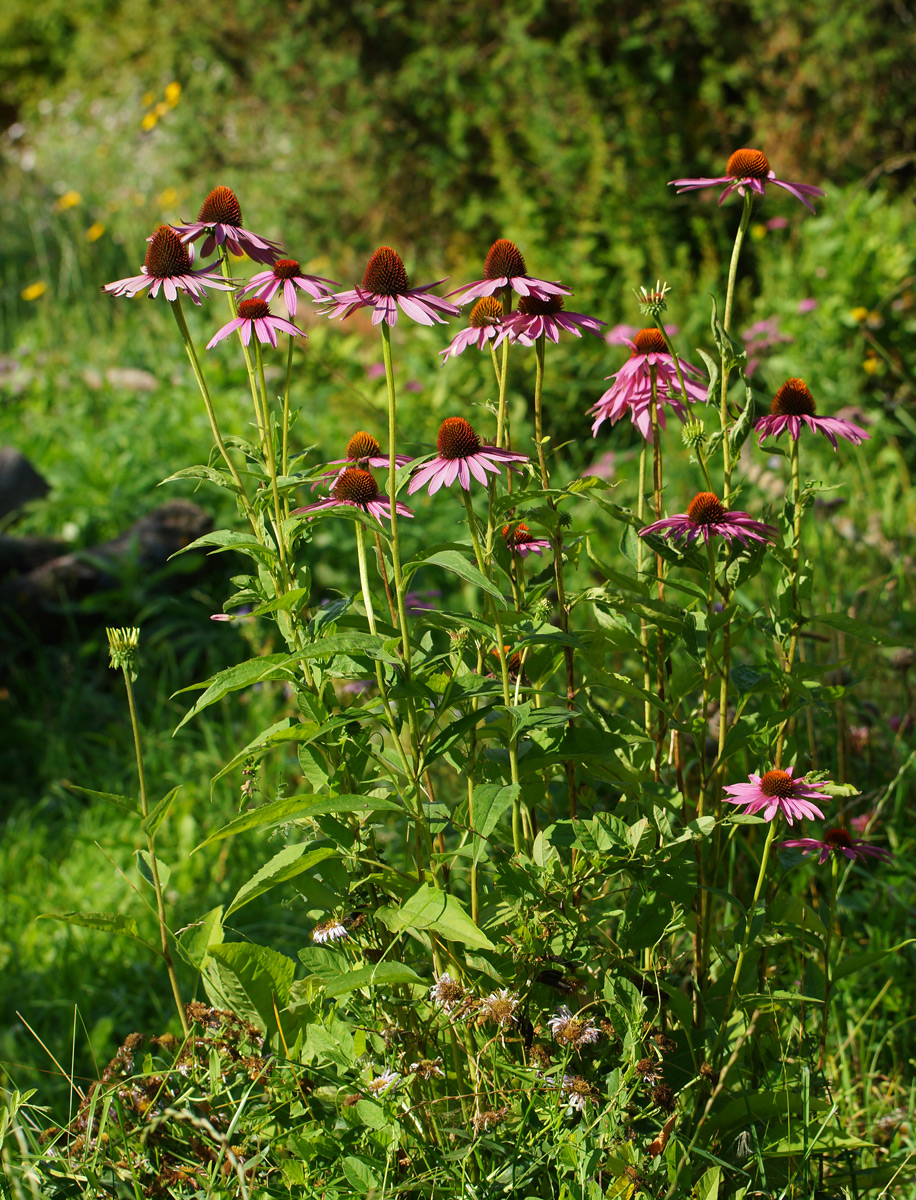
[3,155,915,1200]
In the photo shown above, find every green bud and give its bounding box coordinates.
[106,627,140,674]
[633,279,671,318]
[681,420,707,450]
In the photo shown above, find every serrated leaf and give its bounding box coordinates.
[406,549,504,602]
[177,906,224,971]
[37,910,157,952]
[160,464,238,492]
[251,587,311,616]
[192,793,404,852]
[142,785,180,838]
[64,784,140,816]
[225,844,338,917]
[204,943,295,1034]
[174,654,293,731]
[322,961,424,997]
[379,883,494,950]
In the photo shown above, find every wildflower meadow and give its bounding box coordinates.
[2,6,916,1199]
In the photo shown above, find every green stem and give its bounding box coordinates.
[496,335,511,449]
[282,333,295,494]
[533,335,577,818]
[775,437,802,768]
[122,667,188,1037]
[818,853,839,1069]
[170,297,258,532]
[719,191,754,504]
[254,339,292,586]
[649,368,667,777]
[712,819,778,1064]
[637,442,652,738]
[462,489,522,853]
[218,252,264,452]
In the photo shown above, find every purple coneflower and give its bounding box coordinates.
[407,417,528,495]
[503,522,551,558]
[669,148,826,213]
[323,246,459,327]
[589,327,708,440]
[780,826,893,864]
[101,225,233,304]
[504,294,605,346]
[315,431,414,485]
[755,378,869,450]
[450,238,571,306]
[174,185,282,264]
[440,297,509,361]
[639,491,777,547]
[206,298,304,349]
[723,767,830,825]
[294,466,413,524]
[240,257,338,315]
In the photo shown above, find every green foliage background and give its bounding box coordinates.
[2,0,916,1165]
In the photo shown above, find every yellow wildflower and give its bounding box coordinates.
[141,112,158,132]
[55,190,82,211]
[86,222,105,242]
[750,223,767,241]
[158,186,179,209]
[850,306,869,323]
[164,81,181,106]
[21,281,47,301]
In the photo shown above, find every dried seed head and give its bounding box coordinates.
[437,416,481,460]
[143,225,192,278]
[198,185,243,226]
[686,492,727,525]
[468,296,504,328]
[652,1083,676,1112]
[273,258,301,279]
[484,238,527,280]
[362,246,410,296]
[771,378,816,417]
[472,1105,510,1132]
[238,298,270,321]
[632,328,668,356]
[333,467,379,506]
[517,294,564,316]
[346,431,382,461]
[726,148,771,179]
[759,769,795,799]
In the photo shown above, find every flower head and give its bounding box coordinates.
[670,148,826,212]
[723,767,831,825]
[313,431,413,487]
[174,185,283,264]
[206,298,304,349]
[503,522,551,558]
[312,918,349,944]
[240,257,338,315]
[780,827,893,865]
[504,294,605,346]
[322,246,459,327]
[102,225,233,304]
[633,280,671,318]
[548,1007,601,1049]
[294,466,413,524]
[409,1057,444,1079]
[755,378,869,450]
[561,1074,600,1111]
[366,1069,399,1096]
[407,417,528,495]
[640,491,777,547]
[589,327,708,441]
[450,238,572,306]
[429,972,466,1013]
[440,296,510,361]
[478,988,520,1029]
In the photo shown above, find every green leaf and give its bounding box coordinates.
[251,587,311,617]
[810,613,900,645]
[833,939,916,982]
[160,464,238,492]
[341,1156,380,1194]
[423,706,496,768]
[203,942,295,1034]
[355,1099,389,1130]
[193,793,404,852]
[405,549,504,602]
[174,654,292,731]
[473,783,519,851]
[142,785,180,839]
[64,783,139,816]
[225,844,338,917]
[322,961,425,997]
[37,910,157,952]
[693,1166,721,1200]
[177,906,224,971]
[296,632,399,664]
[379,883,495,950]
[136,849,170,891]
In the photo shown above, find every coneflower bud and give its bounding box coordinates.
[633,280,671,318]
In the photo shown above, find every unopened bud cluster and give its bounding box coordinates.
[681,420,707,450]
[106,627,140,673]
